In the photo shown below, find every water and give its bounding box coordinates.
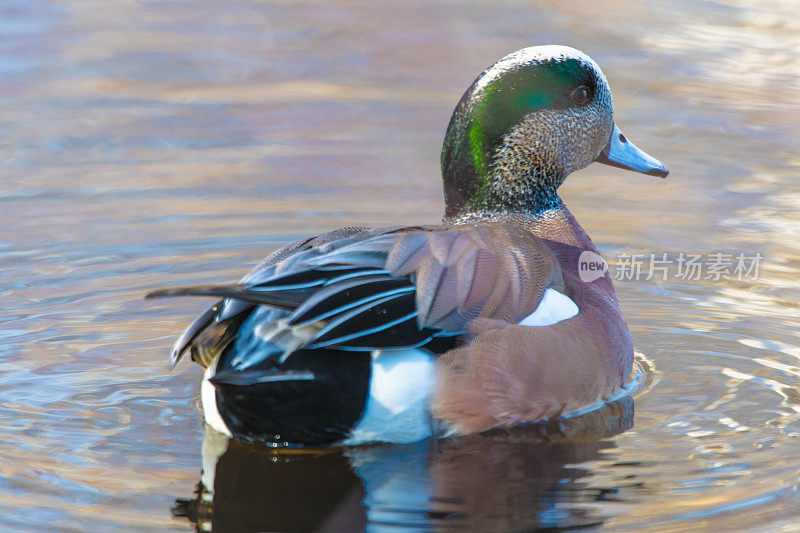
[3,0,800,530]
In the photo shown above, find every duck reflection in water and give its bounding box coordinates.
[174,395,633,532]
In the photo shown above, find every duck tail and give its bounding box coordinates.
[146,283,307,368]
[147,296,250,369]
[145,284,302,311]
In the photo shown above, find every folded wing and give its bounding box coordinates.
[147,222,563,367]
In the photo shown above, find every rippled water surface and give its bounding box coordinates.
[4,0,800,530]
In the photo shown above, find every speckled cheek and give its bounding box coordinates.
[562,103,613,175]
[593,91,615,151]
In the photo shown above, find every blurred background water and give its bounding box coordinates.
[2,0,800,530]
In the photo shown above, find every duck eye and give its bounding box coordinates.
[570,86,591,106]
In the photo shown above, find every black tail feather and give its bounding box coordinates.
[210,369,316,390]
[168,300,223,367]
[145,284,303,311]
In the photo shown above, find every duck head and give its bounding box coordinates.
[441,45,668,218]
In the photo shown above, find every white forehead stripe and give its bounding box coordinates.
[473,45,607,94]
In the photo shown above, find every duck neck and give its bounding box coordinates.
[443,165,564,220]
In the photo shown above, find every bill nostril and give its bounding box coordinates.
[619,133,627,143]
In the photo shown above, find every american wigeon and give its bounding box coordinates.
[148,45,668,447]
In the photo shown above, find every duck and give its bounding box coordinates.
[147,45,668,447]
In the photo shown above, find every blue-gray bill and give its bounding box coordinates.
[595,123,669,178]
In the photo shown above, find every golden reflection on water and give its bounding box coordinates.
[3,0,800,530]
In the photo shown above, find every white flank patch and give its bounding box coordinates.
[342,349,436,445]
[201,356,232,437]
[518,288,579,327]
